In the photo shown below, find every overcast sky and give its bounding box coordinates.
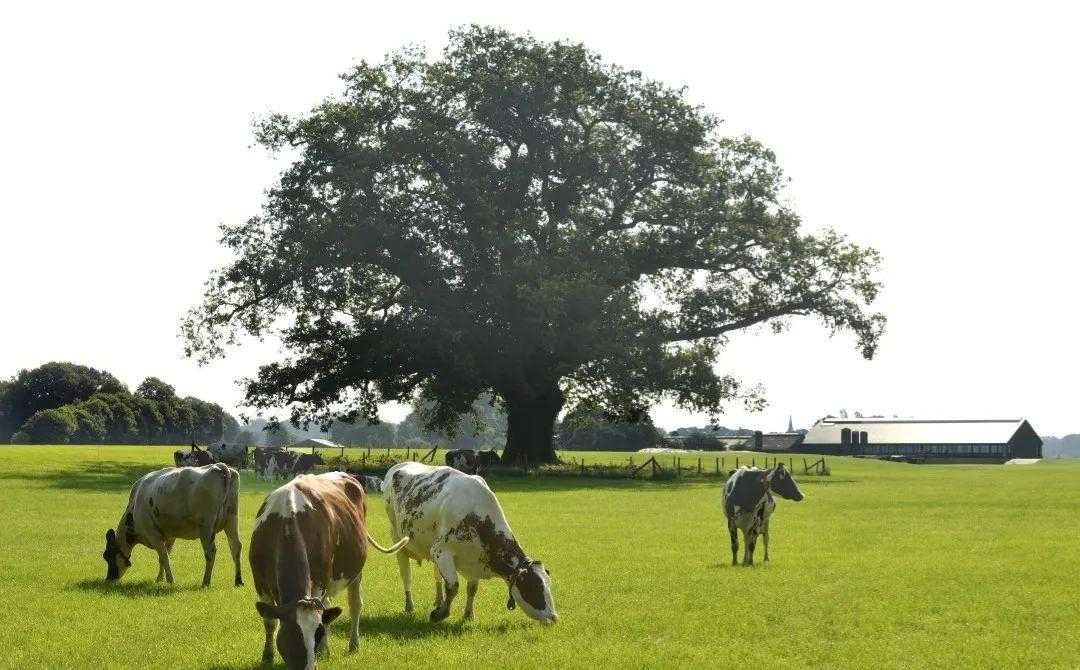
[2,1,1077,436]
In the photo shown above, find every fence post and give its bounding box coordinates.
[581,459,585,475]
[736,457,739,468]
[803,458,808,474]
[751,457,755,468]
[715,458,719,474]
[698,458,702,474]
[789,457,793,471]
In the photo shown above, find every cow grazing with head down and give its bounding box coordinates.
[256,451,325,482]
[249,472,409,669]
[444,449,479,474]
[723,464,804,566]
[209,442,249,468]
[173,445,216,468]
[384,462,558,624]
[476,449,501,470]
[103,463,243,587]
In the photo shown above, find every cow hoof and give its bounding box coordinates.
[429,608,449,623]
[463,612,474,621]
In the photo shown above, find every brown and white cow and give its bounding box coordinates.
[102,463,242,587]
[384,462,558,624]
[249,472,408,669]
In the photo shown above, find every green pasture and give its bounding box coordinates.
[0,446,1077,669]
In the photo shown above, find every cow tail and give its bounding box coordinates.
[215,463,240,527]
[366,532,410,554]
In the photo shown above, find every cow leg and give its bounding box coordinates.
[762,517,771,563]
[727,518,739,566]
[156,542,175,584]
[347,579,363,652]
[225,513,243,586]
[429,547,458,622]
[397,550,414,613]
[433,566,445,610]
[744,528,757,566]
[261,615,277,664]
[199,526,217,587]
[463,579,479,621]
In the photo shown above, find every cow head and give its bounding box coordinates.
[102,528,131,581]
[767,464,804,501]
[508,560,558,624]
[256,598,341,670]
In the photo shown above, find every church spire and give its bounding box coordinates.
[787,415,794,433]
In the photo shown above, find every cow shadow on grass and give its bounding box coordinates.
[0,460,162,492]
[69,577,203,598]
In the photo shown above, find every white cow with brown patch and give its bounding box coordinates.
[249,472,408,669]
[102,463,242,587]
[383,462,558,624]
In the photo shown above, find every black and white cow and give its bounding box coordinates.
[209,442,249,468]
[444,449,479,474]
[249,472,409,668]
[384,462,557,624]
[476,449,501,469]
[722,464,804,566]
[103,463,243,587]
[173,445,216,468]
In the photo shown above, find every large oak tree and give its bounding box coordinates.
[183,26,885,464]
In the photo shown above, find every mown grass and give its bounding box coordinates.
[0,446,1077,668]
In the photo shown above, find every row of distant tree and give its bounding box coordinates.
[0,362,240,445]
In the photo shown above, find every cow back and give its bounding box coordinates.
[250,473,368,604]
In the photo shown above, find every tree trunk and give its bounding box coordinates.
[501,385,564,466]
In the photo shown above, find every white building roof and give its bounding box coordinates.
[803,418,1029,446]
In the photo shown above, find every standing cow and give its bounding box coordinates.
[384,462,557,624]
[249,472,409,668]
[722,464,804,566]
[102,463,243,587]
[173,445,216,468]
[209,442,249,468]
[444,449,479,474]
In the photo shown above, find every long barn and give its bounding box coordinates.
[800,418,1042,462]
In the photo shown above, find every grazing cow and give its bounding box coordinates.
[209,442,250,468]
[476,449,501,469]
[249,472,409,668]
[343,469,384,494]
[102,463,243,587]
[384,462,558,624]
[722,464,804,566]
[445,449,479,474]
[254,448,300,482]
[173,445,216,468]
[290,452,324,475]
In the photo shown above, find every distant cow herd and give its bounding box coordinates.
[103,445,802,667]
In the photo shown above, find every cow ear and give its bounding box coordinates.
[255,602,282,620]
[321,607,342,624]
[765,469,776,483]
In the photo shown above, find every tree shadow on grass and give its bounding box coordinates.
[0,460,161,492]
[69,577,203,598]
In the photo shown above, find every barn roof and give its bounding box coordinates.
[803,418,1032,446]
[289,437,339,450]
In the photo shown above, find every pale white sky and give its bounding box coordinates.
[1,1,1077,436]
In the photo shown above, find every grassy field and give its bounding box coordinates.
[1,446,1078,669]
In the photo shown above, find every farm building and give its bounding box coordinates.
[289,437,340,453]
[800,418,1042,462]
[748,431,806,453]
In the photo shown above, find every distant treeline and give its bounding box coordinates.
[0,362,239,445]
[1042,435,1080,459]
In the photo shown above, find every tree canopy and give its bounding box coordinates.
[1,362,237,445]
[183,26,885,463]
